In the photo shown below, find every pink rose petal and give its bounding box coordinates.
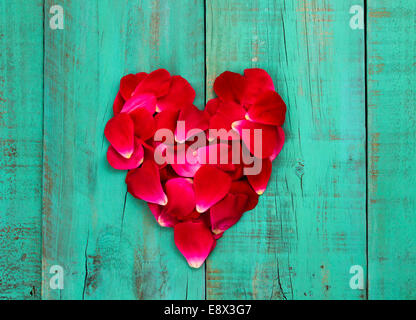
[196,143,235,171]
[210,193,249,234]
[246,90,286,126]
[120,74,140,100]
[207,99,245,141]
[163,178,196,220]
[126,160,168,205]
[232,119,282,159]
[107,138,144,170]
[194,165,232,213]
[174,219,216,268]
[157,210,179,228]
[229,180,259,212]
[269,126,285,161]
[157,75,196,112]
[175,104,209,143]
[243,68,275,105]
[214,71,245,104]
[121,93,156,115]
[129,107,156,141]
[154,109,180,138]
[113,91,125,115]
[147,202,162,221]
[132,69,172,98]
[246,158,272,195]
[171,144,201,178]
[104,113,135,158]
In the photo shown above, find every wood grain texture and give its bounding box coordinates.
[0,0,43,299]
[367,1,416,299]
[205,0,366,299]
[42,0,205,299]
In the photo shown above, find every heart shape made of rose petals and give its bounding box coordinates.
[105,68,286,268]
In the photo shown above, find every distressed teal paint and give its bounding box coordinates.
[205,0,366,299]
[367,1,416,300]
[42,0,205,299]
[0,0,43,299]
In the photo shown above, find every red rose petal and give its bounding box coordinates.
[218,100,246,119]
[243,68,275,105]
[175,104,209,143]
[113,91,125,115]
[213,232,224,240]
[207,100,245,141]
[231,119,281,159]
[132,68,172,98]
[171,163,201,178]
[246,90,286,126]
[213,71,245,104]
[269,126,285,161]
[159,165,179,182]
[157,210,179,228]
[186,210,202,220]
[107,138,144,170]
[163,178,196,220]
[174,219,216,268]
[129,107,156,141]
[142,141,158,163]
[204,98,220,116]
[209,179,260,233]
[157,75,196,112]
[120,74,140,100]
[196,143,235,171]
[194,165,232,213]
[208,115,242,141]
[126,160,168,205]
[229,180,259,212]
[154,109,180,137]
[147,203,179,228]
[104,113,135,158]
[210,193,248,234]
[171,144,201,178]
[147,202,162,221]
[228,162,244,180]
[121,93,156,115]
[246,158,272,195]
[135,72,148,83]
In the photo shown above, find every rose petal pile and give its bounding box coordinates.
[104,68,286,268]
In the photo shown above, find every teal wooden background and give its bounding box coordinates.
[0,0,414,300]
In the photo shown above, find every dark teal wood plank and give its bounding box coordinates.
[0,0,43,299]
[206,0,367,299]
[42,0,205,299]
[367,1,416,299]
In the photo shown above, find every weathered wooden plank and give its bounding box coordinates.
[42,0,205,299]
[0,0,43,300]
[205,0,366,299]
[367,1,416,300]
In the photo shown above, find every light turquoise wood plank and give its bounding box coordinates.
[206,0,366,299]
[0,0,43,300]
[42,0,205,299]
[367,1,416,300]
